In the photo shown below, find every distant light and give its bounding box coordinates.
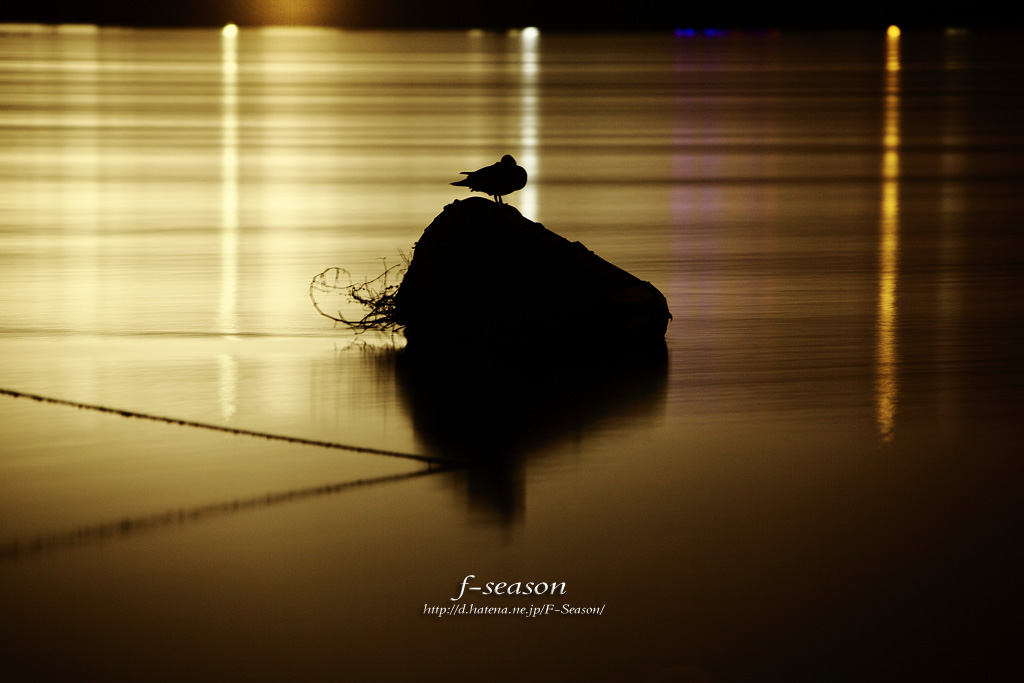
[887,25,901,38]
[703,28,728,37]
[222,23,239,38]
[0,23,51,34]
[674,28,696,37]
[522,26,540,39]
[56,24,100,34]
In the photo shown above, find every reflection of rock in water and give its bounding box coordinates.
[325,196,672,520]
[393,343,669,522]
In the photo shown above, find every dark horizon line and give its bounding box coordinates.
[1,20,1018,32]
[2,2,1020,32]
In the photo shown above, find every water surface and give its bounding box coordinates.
[1,26,1021,682]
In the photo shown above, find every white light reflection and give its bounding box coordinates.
[62,30,102,332]
[518,28,540,219]
[876,29,900,442]
[220,25,240,420]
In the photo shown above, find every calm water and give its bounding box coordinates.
[1,26,1021,681]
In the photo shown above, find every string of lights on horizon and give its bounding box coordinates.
[2,22,982,39]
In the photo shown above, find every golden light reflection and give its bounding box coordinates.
[248,0,337,26]
[876,29,900,442]
[220,26,240,420]
[519,28,540,219]
[218,352,239,421]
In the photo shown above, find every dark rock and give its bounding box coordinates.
[392,197,671,351]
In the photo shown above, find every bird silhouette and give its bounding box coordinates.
[450,155,527,204]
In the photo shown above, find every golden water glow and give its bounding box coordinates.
[248,0,336,26]
[876,29,900,442]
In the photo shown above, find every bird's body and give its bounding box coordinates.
[450,155,527,204]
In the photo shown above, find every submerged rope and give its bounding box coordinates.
[1,466,458,561]
[0,387,463,466]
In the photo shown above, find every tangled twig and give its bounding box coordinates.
[309,252,409,332]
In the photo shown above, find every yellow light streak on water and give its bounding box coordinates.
[876,29,900,442]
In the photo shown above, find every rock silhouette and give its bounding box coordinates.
[392,198,671,352]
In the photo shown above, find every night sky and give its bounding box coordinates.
[2,0,1017,30]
